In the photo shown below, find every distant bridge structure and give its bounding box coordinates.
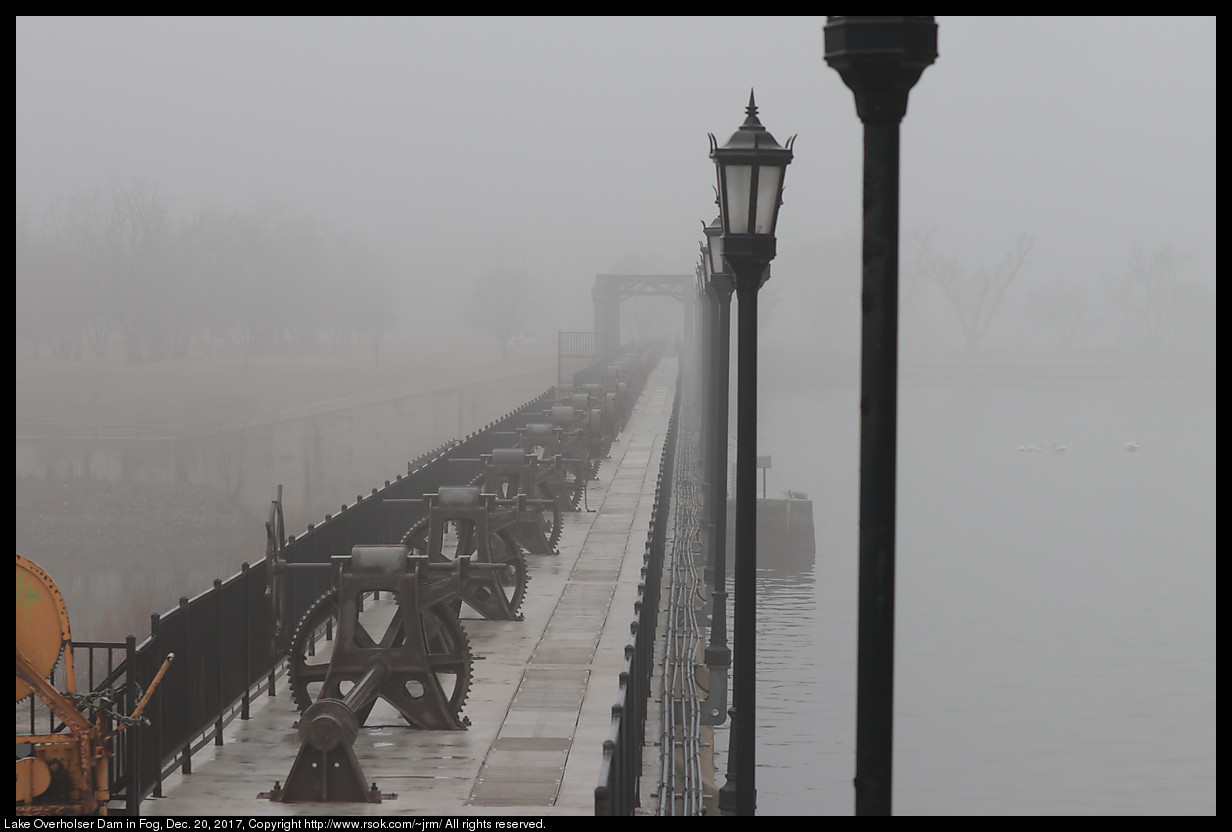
[593,274,695,360]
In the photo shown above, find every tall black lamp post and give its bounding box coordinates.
[699,216,731,733]
[710,92,794,817]
[694,254,710,483]
[824,15,937,817]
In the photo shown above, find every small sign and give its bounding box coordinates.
[756,456,772,469]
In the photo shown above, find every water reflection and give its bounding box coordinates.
[713,557,843,816]
[732,373,1216,815]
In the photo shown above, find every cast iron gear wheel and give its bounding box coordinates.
[460,534,528,621]
[540,488,563,551]
[404,518,529,621]
[558,462,587,511]
[492,476,561,552]
[523,484,562,550]
[287,588,472,730]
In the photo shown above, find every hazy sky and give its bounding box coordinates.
[15,16,1216,347]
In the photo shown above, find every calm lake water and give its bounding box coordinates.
[713,367,1216,815]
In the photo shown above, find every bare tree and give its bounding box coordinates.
[101,179,175,362]
[352,256,397,368]
[64,193,119,359]
[1111,242,1188,355]
[919,232,1034,355]
[198,394,257,506]
[316,233,398,365]
[1028,276,1092,352]
[15,204,56,357]
[222,205,322,366]
[179,207,253,358]
[17,186,404,364]
[1172,279,1216,364]
[16,199,97,360]
[465,271,547,362]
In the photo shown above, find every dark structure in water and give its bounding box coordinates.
[727,492,815,575]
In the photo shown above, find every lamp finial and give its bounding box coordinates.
[744,89,760,126]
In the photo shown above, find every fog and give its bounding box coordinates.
[15,16,1216,814]
[16,16,1215,360]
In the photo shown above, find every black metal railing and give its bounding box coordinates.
[68,387,560,813]
[595,365,681,815]
[22,345,665,816]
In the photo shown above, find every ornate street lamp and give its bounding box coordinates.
[703,213,725,279]
[824,15,937,817]
[710,92,793,817]
[710,92,795,283]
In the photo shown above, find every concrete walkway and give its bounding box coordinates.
[140,357,677,817]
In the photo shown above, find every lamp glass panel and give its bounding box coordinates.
[722,164,753,234]
[754,166,783,235]
[708,231,725,275]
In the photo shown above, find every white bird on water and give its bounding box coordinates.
[1123,441,1140,452]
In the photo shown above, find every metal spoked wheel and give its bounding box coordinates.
[548,461,588,511]
[264,487,290,653]
[536,483,564,550]
[523,443,585,512]
[466,532,528,621]
[411,518,529,621]
[492,476,562,551]
[287,588,472,730]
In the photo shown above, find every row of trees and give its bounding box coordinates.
[902,232,1215,361]
[16,181,399,365]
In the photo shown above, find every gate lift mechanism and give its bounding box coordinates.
[397,486,530,622]
[16,555,172,815]
[267,546,509,804]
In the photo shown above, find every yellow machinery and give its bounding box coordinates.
[16,554,171,815]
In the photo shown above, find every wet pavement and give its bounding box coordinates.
[139,358,677,818]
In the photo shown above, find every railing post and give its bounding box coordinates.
[179,596,192,776]
[611,711,622,812]
[150,613,164,799]
[241,563,251,720]
[214,579,224,746]
[125,634,140,816]
[268,590,278,701]
[597,740,614,815]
